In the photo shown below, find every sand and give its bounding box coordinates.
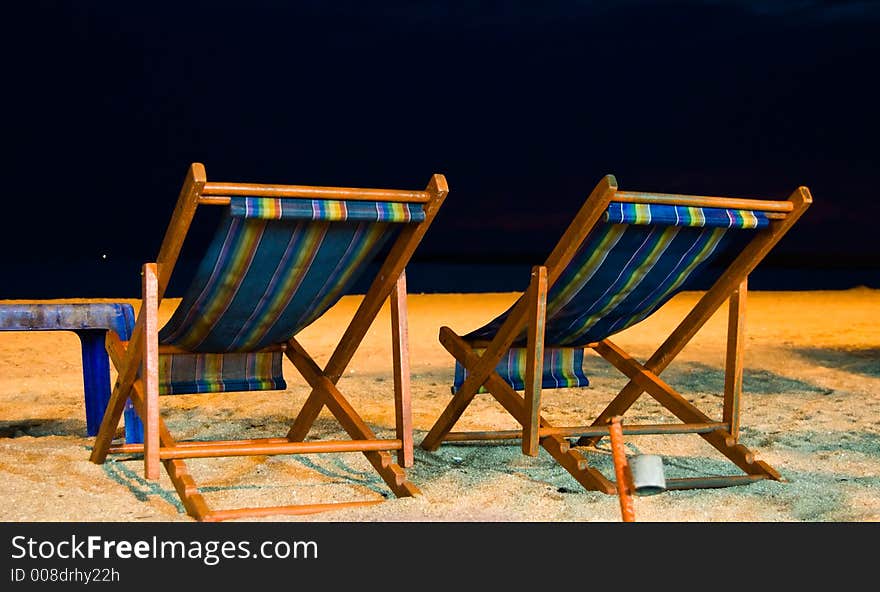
[0,288,878,522]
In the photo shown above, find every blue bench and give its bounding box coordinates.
[0,303,144,443]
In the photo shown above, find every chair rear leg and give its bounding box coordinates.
[596,339,781,481]
[285,338,420,498]
[723,278,747,443]
[440,328,616,494]
[390,271,414,467]
[142,263,161,481]
[523,266,548,457]
[420,327,486,451]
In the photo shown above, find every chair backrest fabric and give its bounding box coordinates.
[155,196,425,395]
[465,202,769,349]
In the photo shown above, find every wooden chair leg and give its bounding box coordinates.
[439,327,616,494]
[289,173,449,443]
[390,270,414,468]
[723,277,747,443]
[285,338,420,498]
[106,331,214,519]
[107,333,410,521]
[595,339,780,480]
[421,314,530,451]
[422,259,559,452]
[608,416,635,522]
[142,263,161,481]
[286,390,325,442]
[89,327,146,463]
[523,266,548,456]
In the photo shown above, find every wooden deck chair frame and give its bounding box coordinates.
[421,174,811,494]
[90,163,448,521]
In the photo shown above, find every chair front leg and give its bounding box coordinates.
[723,277,747,443]
[523,266,548,456]
[142,263,161,481]
[390,270,413,467]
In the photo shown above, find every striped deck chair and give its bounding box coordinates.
[421,174,811,494]
[90,163,448,521]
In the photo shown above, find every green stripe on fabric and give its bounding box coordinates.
[288,223,389,333]
[545,224,627,317]
[552,225,680,344]
[230,223,329,350]
[602,226,727,336]
[164,218,267,350]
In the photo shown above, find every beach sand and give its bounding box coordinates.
[1,288,878,522]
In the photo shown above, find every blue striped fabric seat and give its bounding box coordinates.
[453,347,591,394]
[157,196,424,395]
[452,202,769,394]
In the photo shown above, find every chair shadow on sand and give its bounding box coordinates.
[95,415,390,514]
[409,360,849,496]
[418,357,832,402]
[657,361,834,395]
[409,422,880,521]
[0,418,86,439]
[792,347,880,378]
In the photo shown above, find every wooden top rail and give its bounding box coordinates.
[614,191,795,213]
[200,182,431,204]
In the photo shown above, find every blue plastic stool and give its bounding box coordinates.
[0,303,144,443]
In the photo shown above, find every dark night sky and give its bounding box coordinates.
[3,1,879,297]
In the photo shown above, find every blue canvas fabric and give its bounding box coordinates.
[452,347,590,394]
[604,202,768,229]
[230,196,425,223]
[155,197,424,395]
[456,203,769,393]
[158,352,284,395]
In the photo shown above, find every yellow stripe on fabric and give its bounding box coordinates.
[655,227,725,295]
[453,346,588,393]
[266,199,283,219]
[388,202,407,221]
[175,220,266,350]
[251,198,283,219]
[633,203,652,225]
[204,353,223,386]
[157,352,284,395]
[158,355,172,395]
[329,201,347,220]
[687,206,704,227]
[545,224,628,318]
[610,227,727,334]
[291,223,389,331]
[254,352,274,390]
[555,226,680,344]
[512,348,526,382]
[558,348,575,384]
[310,200,347,221]
[234,223,329,350]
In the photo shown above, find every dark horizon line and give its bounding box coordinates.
[410,253,880,268]
[0,260,877,301]
[3,251,879,268]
